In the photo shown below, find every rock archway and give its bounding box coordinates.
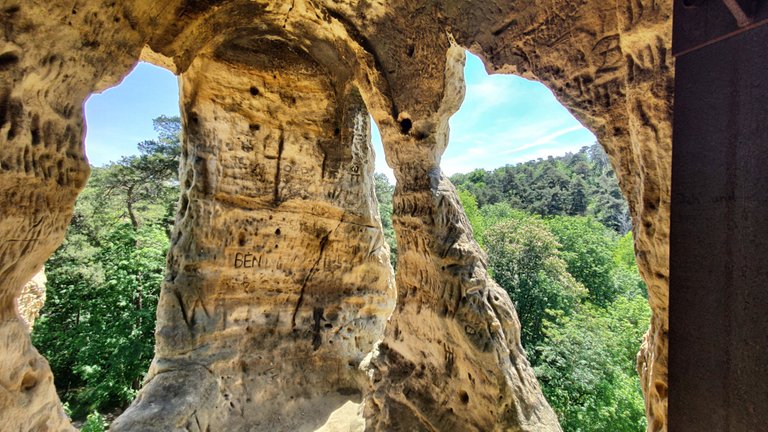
[0,1,672,431]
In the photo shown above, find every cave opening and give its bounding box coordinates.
[441,50,652,431]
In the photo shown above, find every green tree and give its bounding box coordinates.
[80,411,108,432]
[479,202,529,232]
[458,188,486,245]
[589,172,631,234]
[97,116,181,229]
[34,223,168,417]
[32,230,103,400]
[450,144,633,234]
[611,232,647,299]
[485,218,586,349]
[614,231,638,269]
[587,144,631,234]
[374,173,397,267]
[545,216,619,306]
[70,225,166,412]
[535,296,650,432]
[568,177,589,215]
[32,116,181,418]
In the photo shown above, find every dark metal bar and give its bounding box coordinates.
[722,0,754,26]
[673,0,767,56]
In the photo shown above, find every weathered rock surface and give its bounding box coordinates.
[113,40,397,432]
[0,1,672,431]
[16,268,46,329]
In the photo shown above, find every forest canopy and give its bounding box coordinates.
[450,144,632,234]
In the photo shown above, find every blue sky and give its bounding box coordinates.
[84,62,181,165]
[84,52,595,178]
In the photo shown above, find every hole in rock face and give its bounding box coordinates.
[274,228,281,236]
[249,86,259,96]
[0,52,20,70]
[20,372,37,392]
[30,61,182,422]
[459,391,469,404]
[399,118,412,135]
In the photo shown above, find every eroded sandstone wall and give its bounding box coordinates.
[0,1,673,431]
[0,1,148,429]
[111,2,562,429]
[113,43,395,431]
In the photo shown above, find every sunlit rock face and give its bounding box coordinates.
[0,1,671,431]
[113,40,396,431]
[16,269,46,329]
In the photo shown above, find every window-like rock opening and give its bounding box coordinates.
[30,39,399,429]
[444,52,651,431]
[29,61,182,425]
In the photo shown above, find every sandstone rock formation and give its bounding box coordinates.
[16,268,46,329]
[0,1,672,431]
[113,43,398,432]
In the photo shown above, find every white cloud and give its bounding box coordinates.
[465,80,512,107]
[498,125,585,155]
[373,51,598,181]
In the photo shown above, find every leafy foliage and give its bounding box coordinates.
[80,411,108,432]
[32,116,181,419]
[374,173,397,268]
[96,115,181,229]
[535,297,650,432]
[34,225,167,416]
[545,216,620,306]
[484,216,586,349]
